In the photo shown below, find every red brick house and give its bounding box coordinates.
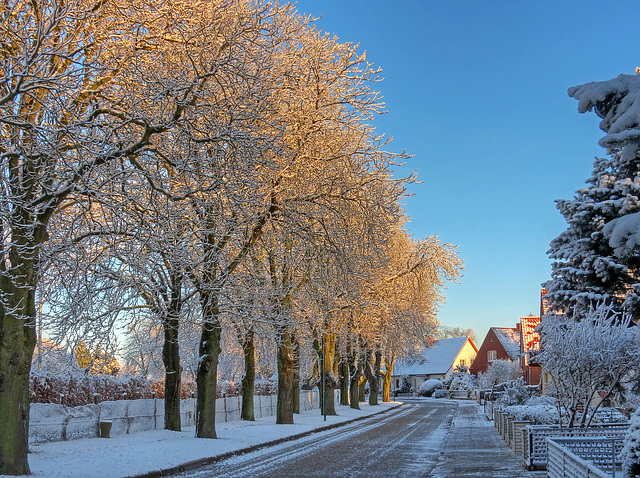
[469,327,520,377]
[470,317,542,386]
[520,315,542,386]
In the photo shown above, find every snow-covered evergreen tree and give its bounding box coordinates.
[622,407,640,477]
[544,74,640,319]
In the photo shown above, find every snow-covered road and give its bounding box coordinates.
[172,401,457,477]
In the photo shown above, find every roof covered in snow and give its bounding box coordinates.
[394,337,472,376]
[492,327,520,360]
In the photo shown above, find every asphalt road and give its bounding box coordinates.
[172,401,458,478]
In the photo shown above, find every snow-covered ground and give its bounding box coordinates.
[6,402,399,478]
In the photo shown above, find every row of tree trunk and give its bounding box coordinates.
[159,327,394,435]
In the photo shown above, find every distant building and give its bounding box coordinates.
[520,314,541,386]
[391,337,478,391]
[469,327,520,377]
[470,289,545,386]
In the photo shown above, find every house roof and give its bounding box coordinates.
[492,327,520,360]
[394,337,473,376]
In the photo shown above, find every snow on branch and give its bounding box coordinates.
[603,211,640,258]
[569,74,640,159]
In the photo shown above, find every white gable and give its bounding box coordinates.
[394,337,471,376]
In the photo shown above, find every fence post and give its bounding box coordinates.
[125,399,131,435]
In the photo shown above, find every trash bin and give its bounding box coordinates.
[99,421,112,438]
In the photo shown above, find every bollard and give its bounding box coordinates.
[99,421,112,438]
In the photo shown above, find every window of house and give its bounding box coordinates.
[459,359,466,367]
[487,350,497,362]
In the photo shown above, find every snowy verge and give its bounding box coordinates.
[10,402,401,478]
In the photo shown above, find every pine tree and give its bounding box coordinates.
[544,74,640,319]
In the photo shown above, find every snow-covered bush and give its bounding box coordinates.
[433,388,448,399]
[479,359,521,389]
[622,407,640,477]
[398,375,412,393]
[494,378,537,407]
[418,379,443,397]
[444,366,476,391]
[254,377,277,395]
[30,372,152,406]
[502,396,560,425]
[537,304,640,427]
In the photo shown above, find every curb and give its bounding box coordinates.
[129,403,403,478]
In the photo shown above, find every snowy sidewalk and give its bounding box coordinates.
[430,401,545,478]
[14,402,400,478]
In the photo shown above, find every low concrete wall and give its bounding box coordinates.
[30,390,323,445]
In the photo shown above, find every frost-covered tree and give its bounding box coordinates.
[0,0,220,471]
[444,365,477,392]
[478,359,521,389]
[437,325,477,343]
[367,230,463,403]
[544,74,640,319]
[536,304,640,427]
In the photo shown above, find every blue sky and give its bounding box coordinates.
[295,0,640,340]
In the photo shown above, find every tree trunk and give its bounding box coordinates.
[339,358,350,406]
[277,330,295,424]
[162,316,182,431]
[365,348,382,406]
[382,353,395,403]
[0,217,44,475]
[322,333,337,416]
[349,351,361,410]
[293,334,300,414]
[359,376,367,402]
[0,282,37,475]
[241,332,255,421]
[195,292,222,438]
[312,337,323,411]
